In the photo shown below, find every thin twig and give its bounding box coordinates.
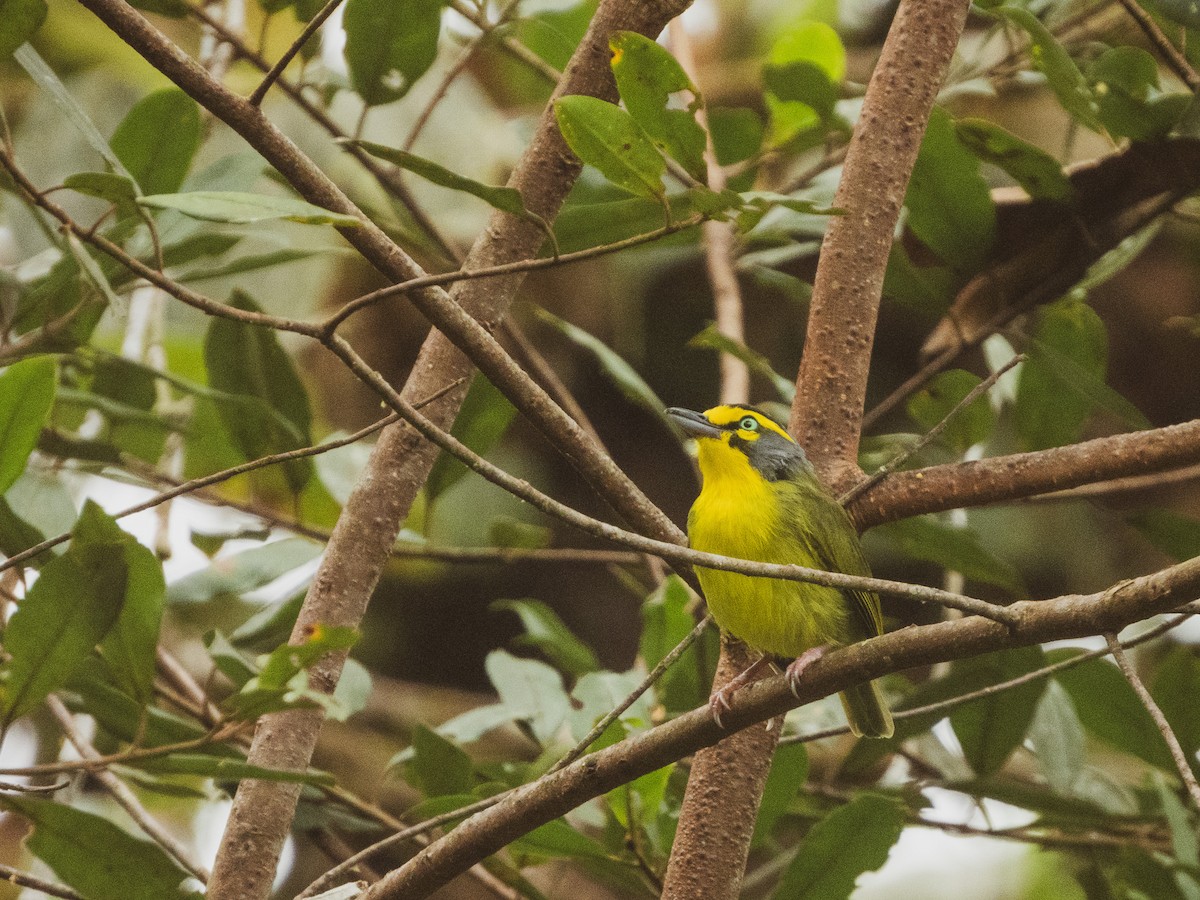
[1022,461,1200,503]
[1115,0,1200,91]
[249,0,345,105]
[447,0,560,84]
[47,696,211,882]
[0,726,241,776]
[842,354,1025,505]
[0,864,86,900]
[1106,632,1200,810]
[780,607,1197,745]
[322,214,706,333]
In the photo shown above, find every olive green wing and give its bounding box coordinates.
[786,482,884,643]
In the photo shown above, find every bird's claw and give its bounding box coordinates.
[785,646,828,699]
[709,688,734,729]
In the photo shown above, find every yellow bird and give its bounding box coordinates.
[666,405,893,738]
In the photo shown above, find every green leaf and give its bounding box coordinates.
[771,794,906,900]
[1087,46,1190,141]
[689,322,796,401]
[1157,774,1200,900]
[347,140,550,230]
[954,118,1074,202]
[134,753,335,785]
[882,243,956,316]
[111,88,202,196]
[0,355,56,494]
[1128,509,1200,562]
[534,307,666,421]
[950,646,1048,778]
[0,0,47,60]
[552,188,720,253]
[1152,646,1200,769]
[203,291,315,492]
[639,576,712,713]
[1051,649,1176,772]
[223,625,358,720]
[1027,681,1087,798]
[764,20,845,144]
[492,599,600,678]
[906,368,996,453]
[97,530,165,706]
[872,516,1024,595]
[1156,0,1200,27]
[753,741,808,846]
[67,656,219,750]
[0,796,197,900]
[63,172,140,218]
[179,248,334,283]
[139,191,361,227]
[403,725,473,796]
[512,817,612,863]
[0,497,45,565]
[989,7,1104,133]
[13,46,131,177]
[554,95,666,200]
[1016,298,1146,450]
[609,31,707,180]
[570,669,653,742]
[425,373,515,506]
[168,537,322,603]
[906,107,996,272]
[1,501,129,729]
[484,649,570,744]
[343,0,444,106]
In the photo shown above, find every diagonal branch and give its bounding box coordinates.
[665,3,974,898]
[368,553,1200,898]
[65,2,693,898]
[851,417,1200,527]
[1106,632,1200,809]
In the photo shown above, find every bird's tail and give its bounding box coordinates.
[840,679,894,739]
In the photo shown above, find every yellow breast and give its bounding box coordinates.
[688,439,848,656]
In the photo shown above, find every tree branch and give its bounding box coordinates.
[791,0,972,483]
[64,2,694,897]
[367,553,1200,898]
[851,417,1200,527]
[1106,632,1200,809]
[666,3,973,897]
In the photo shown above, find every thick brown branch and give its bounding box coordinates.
[369,554,1200,898]
[790,0,972,482]
[851,418,1200,528]
[62,2,692,897]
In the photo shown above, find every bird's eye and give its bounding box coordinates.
[739,416,759,432]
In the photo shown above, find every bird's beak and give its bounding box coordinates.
[666,407,722,439]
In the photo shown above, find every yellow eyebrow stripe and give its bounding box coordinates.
[702,405,795,443]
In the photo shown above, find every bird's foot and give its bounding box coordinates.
[785,646,829,699]
[708,655,773,729]
[709,687,735,729]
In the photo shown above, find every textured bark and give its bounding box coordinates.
[659,638,778,900]
[661,3,973,899]
[850,417,1200,528]
[69,1,690,898]
[198,0,692,895]
[790,0,973,485]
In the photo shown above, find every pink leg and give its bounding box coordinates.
[785,645,829,699]
[709,655,773,728]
